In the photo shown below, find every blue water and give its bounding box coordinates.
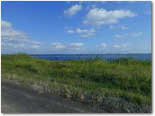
[31,54,152,61]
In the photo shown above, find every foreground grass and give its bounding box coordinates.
[1,54,152,112]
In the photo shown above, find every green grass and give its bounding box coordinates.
[1,54,152,112]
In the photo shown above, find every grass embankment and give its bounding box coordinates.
[1,54,152,112]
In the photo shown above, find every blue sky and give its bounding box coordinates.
[1,1,152,54]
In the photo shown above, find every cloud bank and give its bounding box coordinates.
[64,4,82,16]
[67,28,96,38]
[84,8,136,26]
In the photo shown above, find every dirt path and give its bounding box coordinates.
[1,82,104,113]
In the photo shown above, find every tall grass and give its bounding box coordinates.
[1,54,152,112]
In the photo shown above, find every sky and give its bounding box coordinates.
[1,1,152,54]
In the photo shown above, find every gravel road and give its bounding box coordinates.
[1,82,104,113]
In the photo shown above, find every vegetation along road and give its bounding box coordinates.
[1,54,152,113]
[2,82,104,113]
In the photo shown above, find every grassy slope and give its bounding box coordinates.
[1,54,152,112]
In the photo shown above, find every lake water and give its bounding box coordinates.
[31,54,152,61]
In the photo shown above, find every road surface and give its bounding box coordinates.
[1,82,104,113]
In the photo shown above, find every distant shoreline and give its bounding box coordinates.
[2,53,152,55]
[2,53,152,61]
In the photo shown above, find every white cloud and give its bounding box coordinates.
[1,20,41,53]
[113,44,127,49]
[51,42,84,50]
[100,43,107,48]
[67,29,75,34]
[51,42,66,49]
[97,43,128,52]
[30,44,40,49]
[31,41,41,45]
[120,25,128,30]
[70,43,84,47]
[114,32,143,38]
[131,32,143,37]
[67,28,96,38]
[97,43,107,51]
[113,44,121,48]
[1,20,28,42]
[84,8,136,26]
[86,4,97,10]
[64,4,82,16]
[109,25,128,30]
[1,20,12,28]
